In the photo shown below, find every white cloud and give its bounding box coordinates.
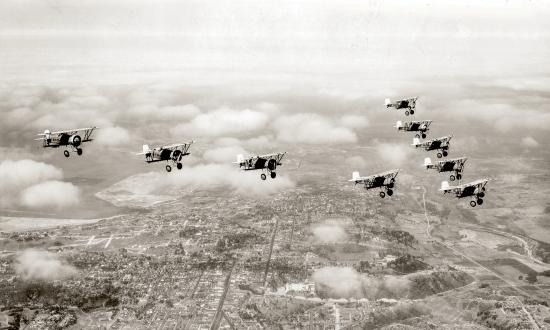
[340,115,369,128]
[202,145,249,163]
[20,180,81,210]
[172,108,269,137]
[94,126,131,146]
[521,136,539,148]
[375,143,411,166]
[15,249,78,281]
[0,159,79,210]
[128,104,201,121]
[273,113,357,144]
[312,223,348,243]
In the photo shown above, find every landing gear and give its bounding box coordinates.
[477,198,484,205]
[388,179,395,189]
[76,148,83,156]
[470,200,477,207]
[270,171,277,179]
[261,173,267,180]
[456,173,462,180]
[405,110,410,116]
[437,152,443,158]
[379,191,386,198]
[478,192,485,198]
[409,109,415,115]
[442,151,448,157]
[450,174,456,181]
[166,165,172,172]
[64,150,70,158]
[177,162,183,170]
[421,133,426,139]
[387,189,393,196]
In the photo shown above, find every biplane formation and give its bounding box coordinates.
[35,94,488,207]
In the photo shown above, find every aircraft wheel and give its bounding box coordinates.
[76,148,83,156]
[409,109,415,115]
[270,171,276,179]
[437,152,443,158]
[379,191,386,198]
[477,198,484,205]
[442,151,448,157]
[405,110,410,116]
[478,192,485,198]
[470,200,477,207]
[64,150,70,158]
[166,165,172,172]
[421,133,427,139]
[388,182,394,188]
[177,162,183,170]
[482,187,486,192]
[450,175,456,181]
[387,189,393,196]
[457,173,462,180]
[261,173,267,180]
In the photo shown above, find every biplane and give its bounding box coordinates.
[425,157,467,181]
[440,178,489,207]
[234,152,286,180]
[137,141,193,172]
[35,127,97,157]
[412,135,452,158]
[385,97,418,116]
[349,169,399,198]
[395,120,432,139]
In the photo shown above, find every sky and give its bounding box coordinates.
[1,0,549,217]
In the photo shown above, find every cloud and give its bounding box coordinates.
[273,113,357,144]
[20,180,80,210]
[345,156,366,169]
[172,108,269,138]
[0,159,79,210]
[521,136,539,148]
[375,143,411,166]
[94,126,131,146]
[311,223,348,244]
[202,145,249,163]
[14,249,78,281]
[127,104,201,121]
[312,267,412,300]
[340,115,369,128]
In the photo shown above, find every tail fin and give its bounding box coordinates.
[440,181,450,190]
[352,171,360,180]
[424,157,432,168]
[236,154,244,164]
[412,137,420,145]
[385,98,391,107]
[395,120,403,130]
[143,144,151,154]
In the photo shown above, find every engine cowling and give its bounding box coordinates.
[171,149,182,161]
[68,134,82,146]
[267,159,277,171]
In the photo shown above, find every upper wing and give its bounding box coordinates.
[44,127,98,136]
[162,141,194,151]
